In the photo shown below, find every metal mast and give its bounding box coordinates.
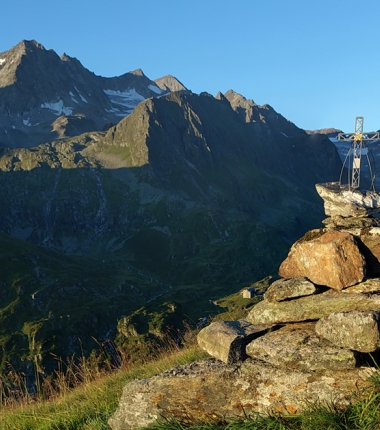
[338,116,379,190]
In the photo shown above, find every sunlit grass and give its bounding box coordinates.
[0,341,207,430]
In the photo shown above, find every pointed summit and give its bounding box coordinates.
[129,68,146,77]
[19,39,46,51]
[154,75,187,92]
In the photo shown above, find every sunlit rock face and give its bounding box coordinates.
[315,182,380,218]
[278,230,366,291]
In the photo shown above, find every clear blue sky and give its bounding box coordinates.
[1,0,379,132]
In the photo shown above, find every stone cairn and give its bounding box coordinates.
[109,182,380,430]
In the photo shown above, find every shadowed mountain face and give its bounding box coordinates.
[0,40,185,148]
[0,50,343,378]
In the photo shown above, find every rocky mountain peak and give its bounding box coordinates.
[20,39,46,51]
[224,89,255,106]
[130,68,146,76]
[60,52,73,61]
[223,89,305,139]
[154,75,187,92]
[0,40,48,87]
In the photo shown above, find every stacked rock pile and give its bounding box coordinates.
[199,182,380,370]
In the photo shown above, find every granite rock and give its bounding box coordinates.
[315,310,380,353]
[246,290,380,325]
[322,215,380,229]
[108,358,372,430]
[264,277,318,302]
[315,182,380,218]
[278,230,366,290]
[197,320,273,364]
[246,322,358,371]
[344,227,380,277]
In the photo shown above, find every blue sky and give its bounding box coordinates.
[1,0,379,132]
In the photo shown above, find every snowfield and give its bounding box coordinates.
[40,100,73,116]
[104,88,145,116]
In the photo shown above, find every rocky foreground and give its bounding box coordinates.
[109,183,380,429]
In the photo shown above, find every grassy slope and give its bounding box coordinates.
[0,345,208,430]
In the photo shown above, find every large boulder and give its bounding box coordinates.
[264,277,318,302]
[315,182,380,218]
[315,310,380,353]
[278,230,365,290]
[246,322,358,371]
[197,320,273,364]
[246,289,380,325]
[108,358,372,430]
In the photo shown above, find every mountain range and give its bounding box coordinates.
[0,40,343,380]
[0,40,186,147]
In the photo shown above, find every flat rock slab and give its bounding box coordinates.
[316,310,380,353]
[322,215,380,229]
[264,277,318,302]
[343,278,380,294]
[197,320,273,364]
[108,358,372,430]
[279,230,365,290]
[246,322,357,371]
[315,182,380,217]
[246,290,380,325]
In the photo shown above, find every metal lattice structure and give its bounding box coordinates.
[338,116,379,191]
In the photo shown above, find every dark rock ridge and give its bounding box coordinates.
[109,184,380,429]
[0,40,186,147]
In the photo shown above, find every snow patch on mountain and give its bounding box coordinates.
[69,91,79,104]
[148,84,163,94]
[22,118,40,127]
[104,89,145,116]
[79,93,88,103]
[40,100,73,116]
[0,58,5,65]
